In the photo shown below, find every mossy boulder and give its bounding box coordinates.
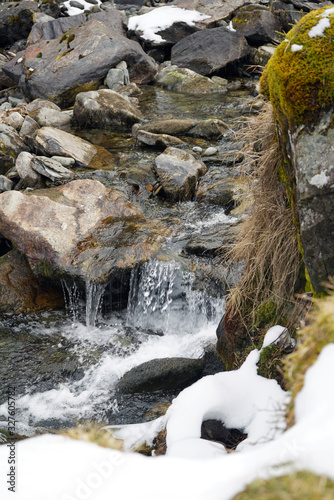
[260,7,334,292]
[155,66,228,94]
[0,1,39,47]
[232,5,283,46]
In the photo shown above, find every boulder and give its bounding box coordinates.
[29,108,72,128]
[260,6,334,292]
[171,27,251,76]
[232,6,283,46]
[31,156,75,184]
[135,129,185,148]
[15,151,44,189]
[153,147,208,201]
[155,66,228,93]
[0,54,16,89]
[0,124,29,175]
[4,112,24,131]
[0,179,167,283]
[72,90,142,130]
[271,1,305,32]
[196,167,236,207]
[0,175,13,193]
[116,357,205,393]
[105,63,130,91]
[133,118,228,139]
[0,1,39,47]
[26,99,61,113]
[33,127,97,167]
[3,19,157,107]
[0,249,64,314]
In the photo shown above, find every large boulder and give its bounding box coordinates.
[73,89,142,130]
[32,127,97,167]
[231,5,283,46]
[2,19,157,107]
[0,1,39,47]
[0,179,167,283]
[155,65,228,93]
[0,249,63,314]
[153,147,208,201]
[171,27,251,76]
[260,6,334,292]
[116,357,205,393]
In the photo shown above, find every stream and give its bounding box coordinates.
[0,80,256,437]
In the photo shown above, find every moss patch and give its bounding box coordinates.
[260,7,334,130]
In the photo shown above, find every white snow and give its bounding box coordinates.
[62,0,101,16]
[1,332,334,500]
[291,44,303,52]
[227,21,236,32]
[127,6,210,43]
[261,324,286,349]
[310,171,330,188]
[308,6,334,39]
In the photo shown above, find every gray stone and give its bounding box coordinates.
[51,156,76,167]
[171,27,251,76]
[19,116,40,145]
[196,167,236,207]
[0,103,12,111]
[0,54,16,89]
[26,99,61,113]
[116,357,205,393]
[134,118,228,140]
[15,151,43,189]
[105,68,130,91]
[73,89,142,130]
[155,66,228,94]
[69,1,85,9]
[4,112,24,131]
[232,6,283,46]
[7,97,27,108]
[33,127,97,167]
[0,175,14,193]
[153,147,208,202]
[203,147,218,156]
[0,123,29,175]
[136,130,185,148]
[30,108,72,128]
[271,1,305,32]
[31,156,75,184]
[173,0,258,26]
[0,1,39,47]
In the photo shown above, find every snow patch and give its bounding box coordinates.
[62,0,101,16]
[310,171,330,188]
[291,44,303,52]
[308,17,330,38]
[128,6,210,43]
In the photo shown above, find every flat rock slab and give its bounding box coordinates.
[155,66,228,93]
[154,147,208,201]
[171,27,250,76]
[3,19,157,107]
[73,89,142,130]
[116,357,205,393]
[134,118,227,139]
[33,127,97,167]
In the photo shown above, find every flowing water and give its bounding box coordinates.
[0,80,256,437]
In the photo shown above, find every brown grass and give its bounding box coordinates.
[224,102,302,329]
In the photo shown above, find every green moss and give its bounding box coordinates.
[258,344,284,384]
[233,471,334,500]
[36,52,42,58]
[260,7,334,130]
[48,80,101,108]
[59,33,67,44]
[67,33,75,46]
[56,48,74,61]
[254,300,277,329]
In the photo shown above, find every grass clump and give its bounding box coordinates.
[233,471,334,500]
[59,421,123,450]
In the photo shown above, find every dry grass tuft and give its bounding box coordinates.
[224,102,302,328]
[59,421,124,450]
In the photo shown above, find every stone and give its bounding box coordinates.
[15,151,43,189]
[171,27,251,76]
[0,54,16,89]
[105,67,130,91]
[0,1,39,47]
[115,357,205,393]
[51,156,75,167]
[153,147,208,202]
[29,108,72,128]
[72,89,142,130]
[4,112,24,131]
[33,127,97,167]
[0,250,64,314]
[0,179,167,283]
[0,175,13,193]
[135,129,185,148]
[133,118,228,139]
[19,116,40,147]
[253,45,276,67]
[26,99,61,113]
[196,167,236,207]
[173,0,257,27]
[3,18,157,107]
[203,147,218,156]
[185,229,232,256]
[271,1,305,32]
[0,123,29,175]
[232,6,283,46]
[155,66,228,94]
[31,156,75,184]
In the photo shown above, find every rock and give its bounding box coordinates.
[133,118,228,139]
[203,147,218,156]
[153,147,208,201]
[116,357,205,393]
[0,54,16,89]
[15,151,43,189]
[196,167,236,207]
[201,345,226,376]
[3,18,157,107]
[19,116,40,148]
[105,66,130,91]
[260,6,334,292]
[33,127,97,167]
[72,90,142,130]
[271,1,305,32]
[0,179,167,283]
[185,230,231,256]
[155,66,228,94]
[253,45,276,67]
[31,156,75,184]
[26,99,61,113]
[232,6,283,46]
[173,0,257,27]
[51,156,75,168]
[4,112,24,131]
[171,27,251,76]
[29,108,72,128]
[201,420,247,449]
[0,250,64,314]
[135,129,185,148]
[0,175,13,193]
[0,1,39,47]
[0,123,29,175]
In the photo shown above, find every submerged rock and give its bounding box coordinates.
[153,147,208,201]
[135,129,185,148]
[116,357,205,393]
[171,27,251,76]
[155,66,228,94]
[133,118,228,139]
[72,89,142,130]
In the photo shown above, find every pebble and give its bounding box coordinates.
[192,146,203,154]
[203,147,218,156]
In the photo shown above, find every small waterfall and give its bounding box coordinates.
[126,259,225,334]
[61,281,82,322]
[85,281,106,329]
